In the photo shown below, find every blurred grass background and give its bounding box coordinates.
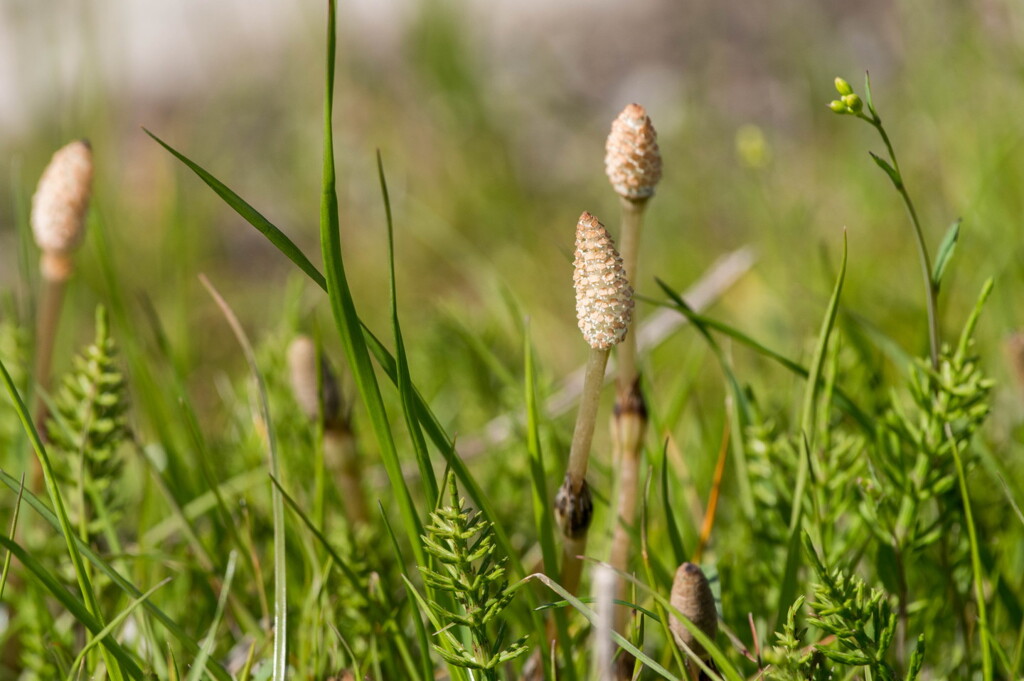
[1,0,1023,549]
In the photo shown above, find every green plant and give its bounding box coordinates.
[418,474,528,678]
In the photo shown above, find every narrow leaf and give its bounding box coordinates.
[932,219,961,286]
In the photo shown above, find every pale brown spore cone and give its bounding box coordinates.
[574,212,634,350]
[287,335,343,430]
[32,140,93,278]
[669,562,718,660]
[605,104,662,201]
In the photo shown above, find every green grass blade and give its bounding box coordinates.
[270,474,364,591]
[659,441,687,567]
[70,577,172,678]
[379,504,450,681]
[777,231,847,628]
[143,128,326,291]
[654,279,755,522]
[647,293,873,436]
[378,151,439,508]
[0,535,144,679]
[186,552,238,681]
[319,0,425,567]
[200,275,288,680]
[0,356,126,680]
[0,473,25,598]
[524,573,684,681]
[524,321,576,681]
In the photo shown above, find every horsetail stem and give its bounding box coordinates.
[557,211,633,595]
[31,140,93,444]
[605,104,661,640]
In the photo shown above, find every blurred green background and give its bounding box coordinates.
[1,0,1023,501]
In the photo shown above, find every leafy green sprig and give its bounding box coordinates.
[419,475,528,678]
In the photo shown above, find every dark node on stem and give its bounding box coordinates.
[554,476,594,539]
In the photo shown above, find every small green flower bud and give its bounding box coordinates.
[829,100,847,114]
[842,93,863,113]
[834,77,853,96]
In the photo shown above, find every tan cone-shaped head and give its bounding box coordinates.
[31,140,93,256]
[573,212,634,350]
[605,104,662,201]
[669,562,718,660]
[287,335,342,428]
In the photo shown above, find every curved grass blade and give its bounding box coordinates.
[378,151,438,508]
[647,292,873,436]
[0,473,25,598]
[524,321,576,681]
[200,275,288,680]
[186,552,238,681]
[654,280,755,522]
[777,231,847,629]
[143,128,326,291]
[319,0,425,567]
[70,577,172,678]
[524,572,683,681]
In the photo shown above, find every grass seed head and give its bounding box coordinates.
[31,140,93,262]
[554,475,594,539]
[669,562,718,660]
[605,103,662,201]
[574,211,634,350]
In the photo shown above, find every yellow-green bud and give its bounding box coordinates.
[834,77,853,96]
[842,93,863,113]
[829,100,847,114]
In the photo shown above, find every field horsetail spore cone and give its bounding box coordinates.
[287,335,369,526]
[31,140,93,444]
[555,211,633,596]
[605,104,661,642]
[669,562,719,678]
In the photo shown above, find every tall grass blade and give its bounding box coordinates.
[378,151,438,508]
[186,552,238,681]
[70,577,172,678]
[199,275,288,680]
[143,129,326,291]
[777,231,847,628]
[318,0,426,566]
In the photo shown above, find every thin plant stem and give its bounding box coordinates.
[32,266,68,436]
[566,347,610,488]
[946,421,993,681]
[861,112,939,370]
[615,197,648,394]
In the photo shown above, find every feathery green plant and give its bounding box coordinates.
[47,305,129,541]
[419,474,528,677]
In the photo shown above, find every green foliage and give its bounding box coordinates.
[418,474,528,677]
[47,306,130,541]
